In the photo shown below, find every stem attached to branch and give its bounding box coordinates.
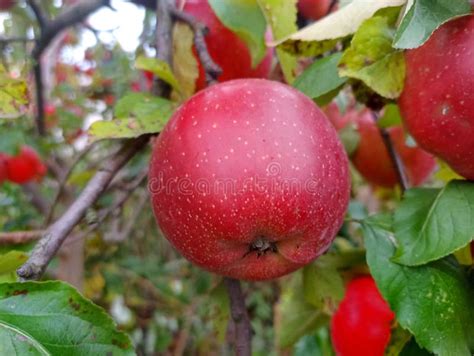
[17,136,150,281]
[372,111,409,192]
[224,278,252,356]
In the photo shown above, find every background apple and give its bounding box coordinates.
[298,0,332,21]
[399,15,474,180]
[149,79,350,280]
[6,146,47,184]
[0,0,15,11]
[326,104,436,187]
[331,276,394,356]
[181,0,273,91]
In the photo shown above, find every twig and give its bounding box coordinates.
[0,37,35,44]
[17,136,150,281]
[27,0,47,30]
[169,5,222,86]
[224,278,252,356]
[0,231,44,244]
[64,168,149,246]
[29,0,109,135]
[32,0,110,58]
[371,111,409,192]
[45,144,95,225]
[328,0,338,14]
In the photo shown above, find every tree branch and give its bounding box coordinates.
[29,0,109,135]
[372,111,409,192]
[45,144,96,225]
[0,231,43,245]
[224,278,252,356]
[27,0,47,30]
[17,136,150,281]
[169,6,222,86]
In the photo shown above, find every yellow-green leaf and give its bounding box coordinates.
[0,66,28,119]
[339,10,406,99]
[257,0,298,83]
[172,22,199,100]
[135,56,181,93]
[273,0,406,56]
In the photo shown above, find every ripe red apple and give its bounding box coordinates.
[325,104,436,187]
[181,0,273,91]
[298,0,332,21]
[6,146,47,184]
[331,276,394,356]
[0,0,15,11]
[149,79,350,280]
[0,153,9,183]
[399,15,474,180]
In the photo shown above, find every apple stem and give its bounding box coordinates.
[224,278,252,356]
[371,111,409,192]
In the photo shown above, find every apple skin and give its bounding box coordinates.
[325,104,436,187]
[6,146,47,184]
[331,276,394,356]
[182,0,273,91]
[149,79,350,281]
[399,15,474,180]
[298,0,332,21]
[0,0,15,11]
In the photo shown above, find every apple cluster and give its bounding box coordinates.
[0,146,47,185]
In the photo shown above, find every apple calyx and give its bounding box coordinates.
[245,237,278,258]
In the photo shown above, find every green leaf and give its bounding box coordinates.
[339,9,406,99]
[393,0,471,49]
[393,180,474,266]
[377,104,402,128]
[257,0,298,83]
[275,0,406,56]
[0,281,135,355]
[400,338,433,356]
[135,56,181,92]
[275,271,328,348]
[0,66,28,119]
[172,22,199,99]
[294,53,347,100]
[302,257,344,309]
[208,0,267,68]
[0,251,28,275]
[88,93,174,141]
[362,214,474,356]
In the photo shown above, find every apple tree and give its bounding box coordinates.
[0,0,473,355]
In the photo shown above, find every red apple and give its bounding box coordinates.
[331,276,394,356]
[399,15,474,180]
[6,146,47,184]
[0,153,9,183]
[0,0,15,11]
[181,0,273,91]
[298,0,332,21]
[149,79,350,281]
[326,104,436,187]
